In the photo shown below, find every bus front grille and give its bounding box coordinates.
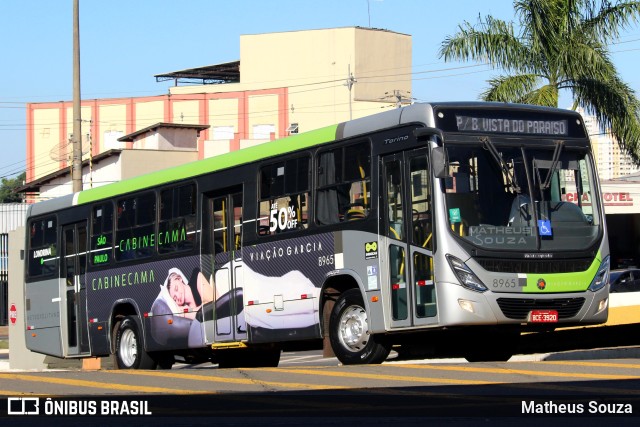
[496,297,585,320]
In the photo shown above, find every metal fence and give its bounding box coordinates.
[0,270,7,326]
[0,234,8,325]
[0,204,28,326]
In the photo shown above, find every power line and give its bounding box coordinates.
[3,44,639,182]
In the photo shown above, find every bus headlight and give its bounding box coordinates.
[446,254,487,292]
[588,255,610,292]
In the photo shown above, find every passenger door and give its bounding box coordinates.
[61,221,90,356]
[202,189,247,343]
[382,148,437,328]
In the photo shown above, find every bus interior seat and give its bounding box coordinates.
[345,199,366,220]
[548,201,588,223]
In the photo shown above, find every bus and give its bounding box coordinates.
[24,102,610,368]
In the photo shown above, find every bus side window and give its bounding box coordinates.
[259,156,310,235]
[28,216,57,278]
[317,142,371,225]
[115,192,156,261]
[159,184,197,254]
[386,160,404,240]
[410,156,432,250]
[91,203,113,266]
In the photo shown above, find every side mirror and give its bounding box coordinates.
[431,146,450,179]
[414,127,444,143]
[413,127,450,179]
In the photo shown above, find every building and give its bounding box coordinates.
[578,107,640,180]
[555,108,640,268]
[601,174,640,268]
[22,27,411,200]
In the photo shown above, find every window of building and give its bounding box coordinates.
[213,126,235,140]
[316,141,371,225]
[287,123,299,134]
[253,124,275,140]
[259,156,310,235]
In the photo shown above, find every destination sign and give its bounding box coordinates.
[456,115,568,136]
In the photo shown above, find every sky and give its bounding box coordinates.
[1,0,639,181]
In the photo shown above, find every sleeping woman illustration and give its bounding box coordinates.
[149,267,217,348]
[164,267,217,319]
[149,266,244,349]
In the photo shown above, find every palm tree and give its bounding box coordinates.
[439,0,640,162]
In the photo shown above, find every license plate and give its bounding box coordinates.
[529,310,558,323]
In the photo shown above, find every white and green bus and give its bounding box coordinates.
[24,102,610,368]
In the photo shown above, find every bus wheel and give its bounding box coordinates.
[113,316,156,370]
[329,289,390,365]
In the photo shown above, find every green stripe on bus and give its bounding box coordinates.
[75,124,339,205]
[523,252,601,293]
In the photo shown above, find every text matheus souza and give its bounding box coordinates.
[522,400,633,415]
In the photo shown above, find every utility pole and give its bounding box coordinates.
[394,90,402,108]
[345,64,357,120]
[72,0,83,193]
[387,90,412,108]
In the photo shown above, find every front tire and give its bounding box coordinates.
[329,289,390,365]
[112,316,157,369]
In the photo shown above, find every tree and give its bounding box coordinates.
[439,0,640,163]
[0,172,25,203]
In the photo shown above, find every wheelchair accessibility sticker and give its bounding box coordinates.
[538,220,552,236]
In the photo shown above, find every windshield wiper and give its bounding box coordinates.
[480,136,521,193]
[540,140,564,191]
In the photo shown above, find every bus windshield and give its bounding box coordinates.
[443,140,601,252]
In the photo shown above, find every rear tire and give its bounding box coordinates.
[112,316,157,370]
[329,289,390,365]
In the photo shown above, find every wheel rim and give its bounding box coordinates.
[338,305,369,352]
[119,329,138,367]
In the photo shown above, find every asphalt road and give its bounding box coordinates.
[2,355,640,422]
[1,324,640,425]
